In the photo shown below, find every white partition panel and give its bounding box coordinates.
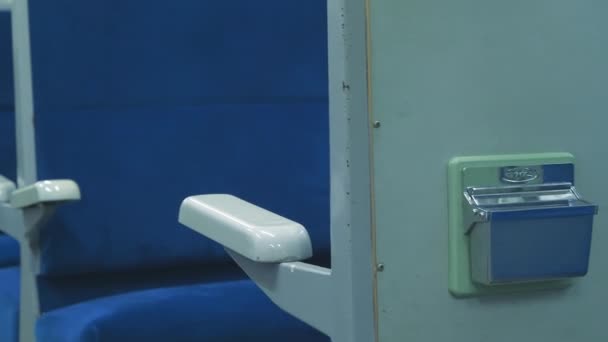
[368,1,608,341]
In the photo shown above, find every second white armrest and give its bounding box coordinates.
[179,194,313,263]
[0,0,12,11]
[10,179,81,208]
[0,175,16,202]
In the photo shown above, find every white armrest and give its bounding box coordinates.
[0,175,16,202]
[179,194,313,263]
[0,0,12,11]
[10,179,81,208]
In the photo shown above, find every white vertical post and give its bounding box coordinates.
[11,0,38,186]
[328,0,376,341]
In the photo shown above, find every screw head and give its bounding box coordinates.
[373,121,381,128]
[377,263,385,272]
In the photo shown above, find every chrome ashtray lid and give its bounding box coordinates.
[463,182,598,285]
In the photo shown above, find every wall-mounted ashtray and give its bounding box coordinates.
[464,182,597,285]
[448,153,599,297]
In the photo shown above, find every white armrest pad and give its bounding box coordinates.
[0,175,16,202]
[10,179,81,208]
[0,0,12,11]
[179,194,313,263]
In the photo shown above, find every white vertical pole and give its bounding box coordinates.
[11,0,38,186]
[328,0,376,341]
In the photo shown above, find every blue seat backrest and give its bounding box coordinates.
[0,13,12,109]
[1,13,16,181]
[0,108,15,182]
[1,14,18,267]
[22,0,330,276]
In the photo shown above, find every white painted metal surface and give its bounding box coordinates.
[228,250,334,336]
[0,0,12,11]
[179,195,334,335]
[180,189,375,341]
[327,1,376,341]
[368,1,608,341]
[10,179,81,208]
[0,175,17,202]
[179,1,377,341]
[3,4,80,341]
[11,0,38,186]
[0,196,79,342]
[179,195,313,263]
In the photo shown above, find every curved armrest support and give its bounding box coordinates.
[10,179,81,208]
[179,194,332,336]
[0,175,16,202]
[179,194,313,263]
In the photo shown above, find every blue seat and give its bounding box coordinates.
[0,236,19,267]
[0,101,19,265]
[37,280,326,342]
[0,0,331,340]
[0,13,12,108]
[0,267,19,342]
[1,13,20,269]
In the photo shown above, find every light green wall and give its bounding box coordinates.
[369,0,608,341]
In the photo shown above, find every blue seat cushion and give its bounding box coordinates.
[37,279,329,342]
[0,235,19,267]
[0,267,19,342]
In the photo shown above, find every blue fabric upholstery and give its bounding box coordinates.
[2,0,330,340]
[28,0,327,110]
[1,16,20,269]
[0,267,19,342]
[37,265,246,313]
[0,236,19,267]
[37,279,329,342]
[36,104,329,276]
[0,13,12,109]
[28,0,329,276]
[0,110,16,182]
[1,109,19,270]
